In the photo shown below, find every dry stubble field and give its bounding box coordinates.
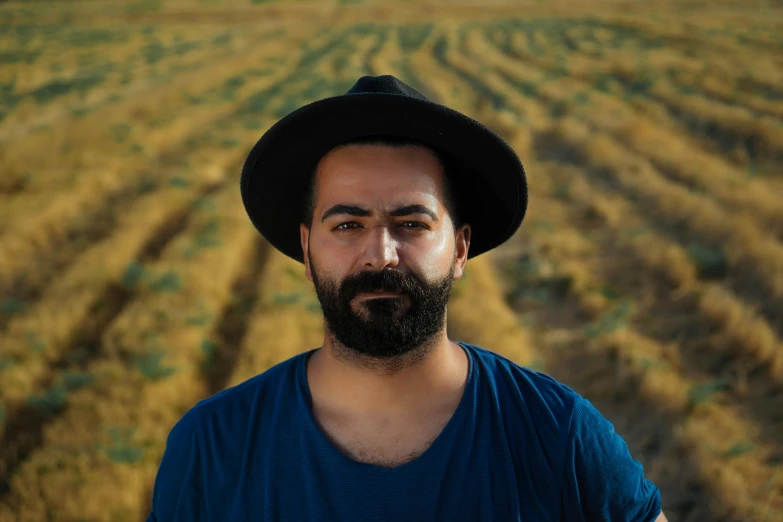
[0,0,782,520]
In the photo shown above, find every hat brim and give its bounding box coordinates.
[240,92,528,264]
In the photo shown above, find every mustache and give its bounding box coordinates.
[340,270,423,298]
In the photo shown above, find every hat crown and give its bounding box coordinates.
[347,75,429,102]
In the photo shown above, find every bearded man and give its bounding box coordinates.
[146,75,667,522]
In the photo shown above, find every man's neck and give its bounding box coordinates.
[306,332,468,418]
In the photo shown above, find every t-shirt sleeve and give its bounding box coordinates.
[146,408,206,522]
[561,396,661,522]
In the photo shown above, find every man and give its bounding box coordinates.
[147,75,667,521]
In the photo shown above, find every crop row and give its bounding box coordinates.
[0,44,301,335]
[0,24,369,333]
[485,20,783,172]
[0,182,261,522]
[0,97,275,492]
[1,24,259,121]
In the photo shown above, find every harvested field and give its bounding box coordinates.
[0,0,781,521]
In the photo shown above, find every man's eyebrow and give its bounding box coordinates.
[321,205,371,222]
[321,204,439,222]
[389,204,438,221]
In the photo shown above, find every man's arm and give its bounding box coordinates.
[561,396,663,522]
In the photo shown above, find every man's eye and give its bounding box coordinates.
[333,222,360,231]
[401,222,426,230]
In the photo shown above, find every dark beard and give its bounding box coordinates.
[309,249,455,361]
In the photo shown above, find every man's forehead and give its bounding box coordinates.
[319,191,440,211]
[318,144,442,176]
[316,157,444,191]
[319,174,440,194]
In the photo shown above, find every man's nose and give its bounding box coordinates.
[360,225,400,270]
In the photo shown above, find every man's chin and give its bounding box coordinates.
[349,316,403,332]
[330,318,408,349]
[351,298,409,314]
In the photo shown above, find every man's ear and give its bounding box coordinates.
[452,224,471,281]
[300,223,313,282]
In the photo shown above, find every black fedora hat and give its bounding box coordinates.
[240,74,527,264]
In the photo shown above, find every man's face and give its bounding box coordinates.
[299,144,470,360]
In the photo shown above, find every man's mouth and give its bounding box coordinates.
[360,290,404,298]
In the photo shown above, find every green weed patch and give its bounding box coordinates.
[150,271,182,292]
[686,243,727,279]
[687,377,732,407]
[584,298,634,337]
[397,23,434,53]
[135,350,177,380]
[101,427,144,464]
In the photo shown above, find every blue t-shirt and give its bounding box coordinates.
[147,342,661,521]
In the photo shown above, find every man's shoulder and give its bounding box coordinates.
[464,342,581,418]
[180,350,310,432]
